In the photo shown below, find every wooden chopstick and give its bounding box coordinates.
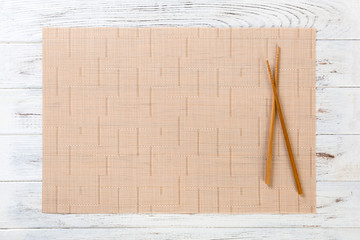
[265,46,280,185]
[266,60,303,195]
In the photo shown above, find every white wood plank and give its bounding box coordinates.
[317,88,360,134]
[0,88,358,134]
[0,44,41,89]
[0,134,358,181]
[317,135,360,181]
[0,182,358,228]
[0,0,360,42]
[0,228,359,240]
[0,89,41,135]
[0,135,41,181]
[317,40,360,87]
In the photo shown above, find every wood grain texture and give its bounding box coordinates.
[0,135,41,181]
[317,135,360,181]
[0,228,359,240]
[0,0,360,42]
[0,90,41,135]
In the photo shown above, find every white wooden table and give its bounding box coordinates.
[1,0,360,239]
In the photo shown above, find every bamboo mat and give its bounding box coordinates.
[42,28,316,214]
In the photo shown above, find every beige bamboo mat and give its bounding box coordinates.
[42,28,316,214]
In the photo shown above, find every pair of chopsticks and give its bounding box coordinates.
[265,47,303,195]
